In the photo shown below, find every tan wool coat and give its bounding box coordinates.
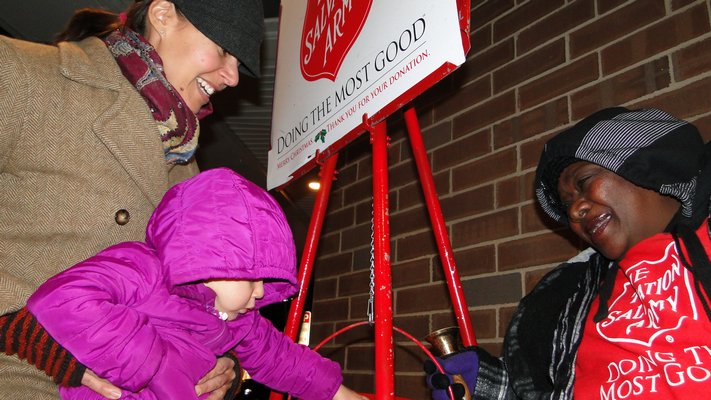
[0,35,199,399]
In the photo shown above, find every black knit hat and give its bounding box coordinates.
[172,0,264,78]
[534,107,710,226]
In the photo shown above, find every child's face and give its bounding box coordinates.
[204,279,264,321]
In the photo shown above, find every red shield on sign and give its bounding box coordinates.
[300,0,373,82]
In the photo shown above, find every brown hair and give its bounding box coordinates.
[53,1,153,44]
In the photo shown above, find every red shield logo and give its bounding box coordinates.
[300,0,373,82]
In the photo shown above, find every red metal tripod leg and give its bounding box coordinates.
[268,154,339,400]
[403,106,477,347]
[371,121,395,399]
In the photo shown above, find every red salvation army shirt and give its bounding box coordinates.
[574,220,711,399]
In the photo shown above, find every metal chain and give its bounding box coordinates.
[367,203,375,324]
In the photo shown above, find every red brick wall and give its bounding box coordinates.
[305,1,711,397]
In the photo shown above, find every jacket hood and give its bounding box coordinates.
[146,168,298,308]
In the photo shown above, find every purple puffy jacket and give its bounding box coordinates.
[27,168,342,400]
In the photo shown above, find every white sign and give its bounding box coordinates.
[267,0,468,189]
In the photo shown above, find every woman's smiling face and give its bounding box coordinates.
[557,161,681,261]
[146,0,240,114]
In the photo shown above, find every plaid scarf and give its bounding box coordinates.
[104,29,213,164]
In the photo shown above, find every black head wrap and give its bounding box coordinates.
[535,107,711,229]
[534,107,711,322]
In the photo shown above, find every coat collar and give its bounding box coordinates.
[58,37,169,206]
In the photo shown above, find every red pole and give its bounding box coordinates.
[371,121,395,399]
[403,106,477,347]
[269,154,339,400]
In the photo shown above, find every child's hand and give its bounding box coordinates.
[332,384,369,400]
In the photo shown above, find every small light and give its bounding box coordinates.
[308,181,321,191]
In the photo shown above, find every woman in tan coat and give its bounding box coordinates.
[0,1,263,398]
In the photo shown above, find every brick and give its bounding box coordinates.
[357,156,373,181]
[421,120,454,151]
[312,297,350,323]
[322,206,355,234]
[354,201,372,225]
[495,39,566,92]
[674,37,711,81]
[451,209,519,247]
[441,185,495,221]
[470,24,492,56]
[451,40,515,92]
[494,98,569,149]
[397,182,425,211]
[313,277,338,302]
[343,178,372,205]
[498,232,582,271]
[479,342,504,357]
[433,170,451,197]
[496,175,525,207]
[396,231,437,261]
[431,311,457,331]
[463,273,523,306]
[571,57,671,120]
[472,0,516,29]
[394,259,433,290]
[452,148,517,191]
[429,308,499,340]
[522,202,561,234]
[433,128,491,172]
[352,248,371,272]
[344,345,374,371]
[350,294,369,320]
[691,114,711,143]
[318,232,341,256]
[394,344,429,372]
[342,372,372,394]
[309,323,336,350]
[601,4,710,75]
[598,0,629,14]
[391,205,430,236]
[519,54,599,110]
[433,77,491,122]
[493,0,565,42]
[389,159,418,189]
[342,134,372,164]
[390,168,449,210]
[332,320,373,346]
[450,244,496,277]
[471,308,497,339]
[394,315,431,343]
[334,161,358,187]
[570,0,666,59]
[340,223,373,251]
[634,76,711,120]
[451,93,515,138]
[518,1,595,55]
[396,375,430,400]
[397,282,452,314]
[317,252,354,278]
[520,131,555,170]
[672,0,699,10]
[386,140,402,165]
[499,306,517,338]
[525,265,557,293]
[338,270,370,297]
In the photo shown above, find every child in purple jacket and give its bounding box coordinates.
[26,168,366,400]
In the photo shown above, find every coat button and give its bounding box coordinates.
[115,209,130,225]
